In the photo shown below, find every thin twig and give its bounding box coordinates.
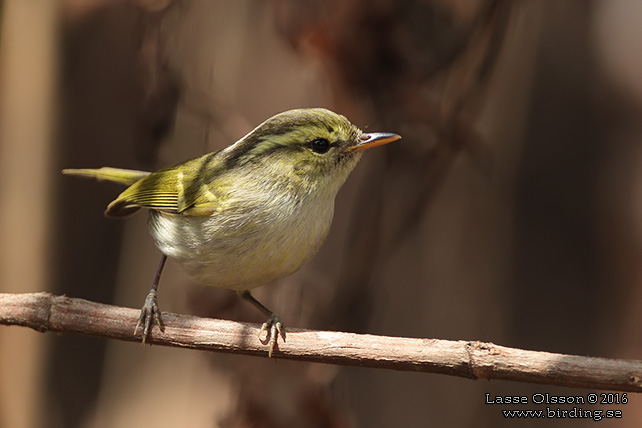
[1,292,641,392]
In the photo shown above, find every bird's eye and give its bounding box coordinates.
[310,138,331,154]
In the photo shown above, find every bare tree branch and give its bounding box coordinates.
[1,292,641,392]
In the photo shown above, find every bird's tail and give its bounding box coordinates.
[62,167,151,186]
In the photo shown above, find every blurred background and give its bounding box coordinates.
[1,0,642,426]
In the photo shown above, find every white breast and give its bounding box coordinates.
[147,189,335,291]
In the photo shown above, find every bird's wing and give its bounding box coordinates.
[105,153,225,217]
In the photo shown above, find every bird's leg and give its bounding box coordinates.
[135,254,167,343]
[240,291,284,357]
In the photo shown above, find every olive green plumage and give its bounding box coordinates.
[103,108,361,217]
[63,107,400,355]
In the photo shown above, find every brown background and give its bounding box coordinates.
[1,0,642,427]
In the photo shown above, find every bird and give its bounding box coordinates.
[63,107,401,356]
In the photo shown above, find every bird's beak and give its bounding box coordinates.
[347,132,402,153]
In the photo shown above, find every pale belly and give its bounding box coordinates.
[147,201,334,291]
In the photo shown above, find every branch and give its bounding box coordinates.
[1,292,641,392]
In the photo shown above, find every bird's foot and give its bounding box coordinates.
[134,290,164,344]
[258,314,285,358]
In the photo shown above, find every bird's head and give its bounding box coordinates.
[223,108,401,195]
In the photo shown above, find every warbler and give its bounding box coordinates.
[64,108,400,356]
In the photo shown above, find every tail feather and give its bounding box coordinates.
[62,167,150,186]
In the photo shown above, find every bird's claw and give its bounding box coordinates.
[134,290,164,344]
[258,314,284,357]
